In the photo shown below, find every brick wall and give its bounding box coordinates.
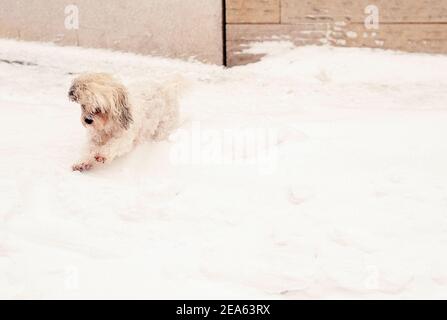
[226,0,447,66]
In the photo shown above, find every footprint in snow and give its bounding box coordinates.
[287,186,313,205]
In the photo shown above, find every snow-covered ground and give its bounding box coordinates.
[1,39,447,299]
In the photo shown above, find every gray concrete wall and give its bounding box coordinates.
[0,0,223,64]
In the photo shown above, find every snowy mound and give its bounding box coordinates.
[1,39,447,299]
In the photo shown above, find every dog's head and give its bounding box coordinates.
[68,73,133,132]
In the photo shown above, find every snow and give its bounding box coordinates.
[1,39,447,299]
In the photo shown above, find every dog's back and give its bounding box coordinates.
[130,76,188,141]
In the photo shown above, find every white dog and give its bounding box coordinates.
[68,73,181,171]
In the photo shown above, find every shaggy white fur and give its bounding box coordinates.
[68,73,182,171]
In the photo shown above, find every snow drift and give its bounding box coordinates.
[1,39,447,299]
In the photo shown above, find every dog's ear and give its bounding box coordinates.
[113,85,133,130]
[68,83,83,102]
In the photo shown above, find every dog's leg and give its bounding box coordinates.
[72,161,93,172]
[94,133,136,164]
[152,120,172,141]
[72,140,102,171]
[72,134,135,171]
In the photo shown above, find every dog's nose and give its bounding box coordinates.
[84,118,93,125]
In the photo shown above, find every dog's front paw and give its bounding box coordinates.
[72,162,93,172]
[94,155,107,164]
